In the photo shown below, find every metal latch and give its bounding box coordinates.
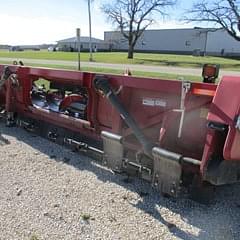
[152,147,182,197]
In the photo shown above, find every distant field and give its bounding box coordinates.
[0,50,240,70]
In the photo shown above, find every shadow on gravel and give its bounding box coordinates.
[1,124,240,240]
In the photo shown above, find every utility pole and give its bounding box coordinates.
[88,0,93,61]
[76,28,81,70]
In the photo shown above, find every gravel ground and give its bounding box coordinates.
[0,122,239,240]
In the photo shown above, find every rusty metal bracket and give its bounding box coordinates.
[152,147,182,197]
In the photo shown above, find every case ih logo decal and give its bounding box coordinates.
[142,98,167,107]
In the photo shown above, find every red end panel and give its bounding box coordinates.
[0,65,18,106]
[207,76,240,161]
[208,76,240,124]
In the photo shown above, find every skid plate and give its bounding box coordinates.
[152,147,182,197]
[101,131,124,172]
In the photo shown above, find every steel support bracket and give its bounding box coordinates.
[152,147,182,197]
[101,131,124,172]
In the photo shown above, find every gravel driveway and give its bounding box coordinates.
[0,123,239,240]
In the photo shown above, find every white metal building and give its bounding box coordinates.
[57,36,110,52]
[104,28,240,56]
[206,29,240,56]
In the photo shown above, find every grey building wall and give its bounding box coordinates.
[104,28,240,56]
[206,29,240,56]
[105,29,208,54]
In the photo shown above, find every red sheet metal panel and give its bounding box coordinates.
[208,76,240,124]
[207,76,240,160]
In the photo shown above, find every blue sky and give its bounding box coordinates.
[0,0,198,45]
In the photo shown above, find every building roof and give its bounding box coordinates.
[104,27,219,34]
[57,36,104,43]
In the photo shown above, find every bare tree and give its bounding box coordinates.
[184,0,240,41]
[101,0,176,59]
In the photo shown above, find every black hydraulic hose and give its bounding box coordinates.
[94,75,154,158]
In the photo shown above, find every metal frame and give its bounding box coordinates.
[0,64,240,199]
